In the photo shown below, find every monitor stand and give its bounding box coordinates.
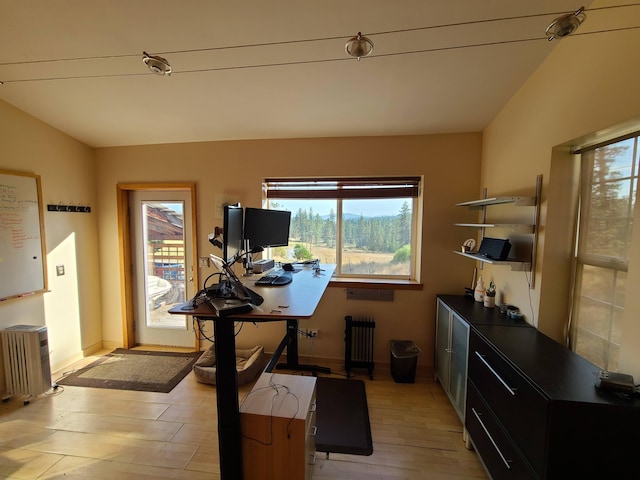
[241,239,254,277]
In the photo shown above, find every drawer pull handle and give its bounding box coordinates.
[475,351,517,396]
[472,408,512,470]
[310,402,317,413]
[309,452,317,465]
[310,425,318,436]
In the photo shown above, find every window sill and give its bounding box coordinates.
[328,278,423,291]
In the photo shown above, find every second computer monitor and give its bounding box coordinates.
[223,203,244,264]
[244,207,291,249]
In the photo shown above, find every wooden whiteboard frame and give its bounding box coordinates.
[0,169,47,301]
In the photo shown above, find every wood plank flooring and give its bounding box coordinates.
[0,352,487,479]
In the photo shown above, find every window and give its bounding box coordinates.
[571,133,639,370]
[263,177,422,280]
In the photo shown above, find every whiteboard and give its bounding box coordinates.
[0,170,47,300]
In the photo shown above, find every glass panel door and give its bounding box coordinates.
[131,191,194,347]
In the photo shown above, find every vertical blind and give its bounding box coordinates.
[263,177,421,200]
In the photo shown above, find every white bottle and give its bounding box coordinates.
[474,276,485,303]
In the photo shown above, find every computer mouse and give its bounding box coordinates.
[282,263,294,271]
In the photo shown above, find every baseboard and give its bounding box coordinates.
[98,341,120,353]
[50,352,84,375]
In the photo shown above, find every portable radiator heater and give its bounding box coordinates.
[1,325,51,402]
[344,315,375,379]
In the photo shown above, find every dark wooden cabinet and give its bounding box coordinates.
[435,298,470,422]
[466,382,537,479]
[437,295,640,480]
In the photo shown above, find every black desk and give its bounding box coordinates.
[169,264,334,480]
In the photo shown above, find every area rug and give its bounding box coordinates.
[315,376,373,456]
[57,349,202,393]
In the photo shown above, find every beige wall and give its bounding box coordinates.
[0,99,101,372]
[95,134,482,367]
[482,0,640,377]
[4,0,638,377]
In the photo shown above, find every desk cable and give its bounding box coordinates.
[240,373,300,444]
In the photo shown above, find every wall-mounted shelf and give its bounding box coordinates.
[456,196,536,208]
[455,223,534,233]
[455,175,542,287]
[452,251,530,270]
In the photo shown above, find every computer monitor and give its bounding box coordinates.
[223,204,244,264]
[243,207,291,249]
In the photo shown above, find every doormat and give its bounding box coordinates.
[315,377,373,456]
[57,349,202,393]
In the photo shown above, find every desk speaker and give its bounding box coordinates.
[478,237,511,260]
[252,258,275,273]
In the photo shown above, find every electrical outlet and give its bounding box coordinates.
[198,257,210,268]
[309,329,318,338]
[299,328,307,339]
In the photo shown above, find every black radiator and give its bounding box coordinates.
[344,315,375,379]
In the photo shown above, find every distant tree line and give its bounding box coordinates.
[587,143,633,258]
[289,201,412,256]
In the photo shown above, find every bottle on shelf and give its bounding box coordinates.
[474,276,485,303]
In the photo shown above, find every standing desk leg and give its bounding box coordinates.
[213,318,243,479]
[276,319,331,374]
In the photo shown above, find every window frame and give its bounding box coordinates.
[570,133,639,370]
[262,176,422,282]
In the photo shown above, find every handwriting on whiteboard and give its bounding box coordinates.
[0,184,41,250]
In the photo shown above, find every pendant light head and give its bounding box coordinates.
[545,6,586,41]
[142,51,172,76]
[345,32,374,61]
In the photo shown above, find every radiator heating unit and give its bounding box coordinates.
[344,315,375,379]
[1,325,51,403]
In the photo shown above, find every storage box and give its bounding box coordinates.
[389,340,421,383]
[252,258,274,273]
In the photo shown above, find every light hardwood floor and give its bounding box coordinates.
[0,352,487,479]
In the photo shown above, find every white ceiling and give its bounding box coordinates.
[0,1,594,148]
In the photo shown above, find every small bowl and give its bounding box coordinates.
[508,310,525,321]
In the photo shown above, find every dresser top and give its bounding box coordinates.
[437,294,531,327]
[439,294,640,407]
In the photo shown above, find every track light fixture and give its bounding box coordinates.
[345,32,374,60]
[545,6,586,41]
[8,5,640,84]
[142,51,172,75]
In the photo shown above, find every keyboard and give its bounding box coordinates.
[255,271,292,286]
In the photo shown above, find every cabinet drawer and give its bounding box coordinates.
[468,331,547,475]
[466,383,537,480]
[306,421,317,480]
[306,392,317,479]
[306,395,317,436]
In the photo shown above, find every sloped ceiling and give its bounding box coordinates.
[0,1,605,148]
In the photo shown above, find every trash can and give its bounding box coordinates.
[389,340,421,383]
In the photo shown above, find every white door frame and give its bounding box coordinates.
[117,183,198,350]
